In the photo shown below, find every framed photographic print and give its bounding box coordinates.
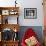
[24,8,37,19]
[2,10,9,15]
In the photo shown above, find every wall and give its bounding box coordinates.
[17,0,43,26]
[0,0,44,26]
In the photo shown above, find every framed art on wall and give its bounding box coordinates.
[2,10,9,15]
[24,8,37,19]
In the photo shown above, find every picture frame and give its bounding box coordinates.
[2,10,9,15]
[9,10,18,15]
[24,8,37,19]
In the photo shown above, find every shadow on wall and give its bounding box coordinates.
[18,26,43,44]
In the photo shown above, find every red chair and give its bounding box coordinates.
[21,28,41,46]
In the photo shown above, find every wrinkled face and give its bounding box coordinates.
[25,36,38,46]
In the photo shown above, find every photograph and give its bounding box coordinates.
[24,8,37,19]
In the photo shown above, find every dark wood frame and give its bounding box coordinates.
[24,8,37,19]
